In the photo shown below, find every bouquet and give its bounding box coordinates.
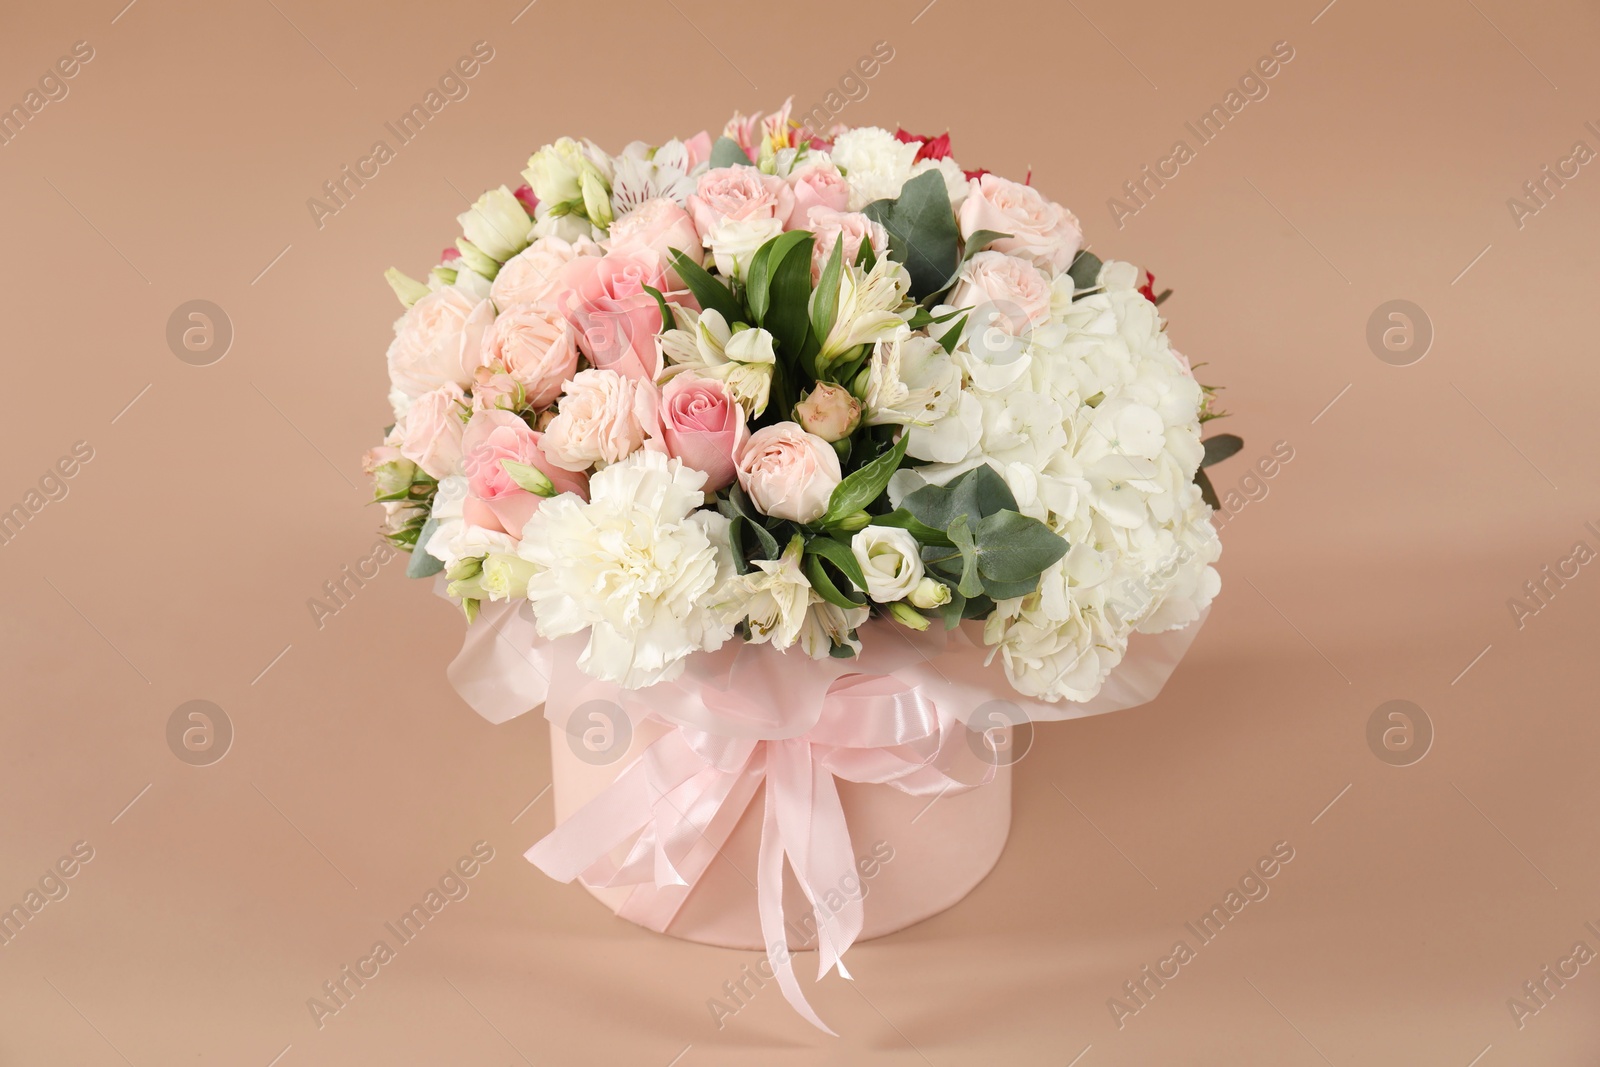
[365,101,1240,706]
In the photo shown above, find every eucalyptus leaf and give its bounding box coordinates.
[873,508,953,547]
[1195,467,1221,510]
[1067,249,1104,291]
[709,136,753,169]
[973,510,1068,583]
[876,170,961,301]
[947,514,984,598]
[406,517,444,578]
[1200,434,1244,468]
[900,464,1019,533]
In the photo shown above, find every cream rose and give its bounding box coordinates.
[539,369,660,472]
[735,422,841,524]
[608,197,702,267]
[947,251,1053,334]
[807,208,889,281]
[386,287,494,399]
[481,303,580,410]
[958,174,1083,274]
[491,235,600,310]
[398,382,467,480]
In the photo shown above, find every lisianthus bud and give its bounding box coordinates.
[794,382,862,443]
[363,447,417,499]
[454,238,499,279]
[908,577,952,610]
[384,268,430,308]
[479,553,537,601]
[456,186,532,262]
[888,601,931,631]
[581,170,614,230]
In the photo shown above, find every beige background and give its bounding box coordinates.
[3,0,1599,1063]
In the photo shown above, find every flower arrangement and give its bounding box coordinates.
[365,101,1241,705]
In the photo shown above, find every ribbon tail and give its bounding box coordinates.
[757,772,836,1036]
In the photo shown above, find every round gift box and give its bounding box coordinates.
[548,716,1012,951]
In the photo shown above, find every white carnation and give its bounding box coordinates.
[831,127,919,210]
[518,451,735,689]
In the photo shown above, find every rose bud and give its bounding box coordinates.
[793,382,862,443]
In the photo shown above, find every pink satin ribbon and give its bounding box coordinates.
[443,585,1207,1031]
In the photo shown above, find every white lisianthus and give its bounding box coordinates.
[704,216,784,279]
[830,127,919,209]
[712,535,812,650]
[908,577,952,610]
[523,137,612,206]
[518,452,735,689]
[456,186,532,263]
[851,526,925,603]
[479,552,538,601]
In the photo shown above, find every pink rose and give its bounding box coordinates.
[481,303,580,409]
[958,174,1083,274]
[658,374,748,492]
[398,382,467,480]
[539,369,661,472]
[461,409,588,539]
[736,422,842,524]
[947,251,1053,335]
[553,251,673,382]
[490,235,600,311]
[386,288,494,399]
[687,167,796,238]
[608,197,702,269]
[806,207,889,280]
[786,162,850,229]
[470,366,521,413]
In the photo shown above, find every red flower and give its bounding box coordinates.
[894,128,952,163]
[962,167,990,182]
[512,183,539,216]
[1137,270,1157,304]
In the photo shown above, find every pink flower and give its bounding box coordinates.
[721,111,762,162]
[386,288,494,399]
[658,374,748,492]
[947,250,1053,335]
[736,422,842,524]
[398,382,468,480]
[608,197,703,271]
[461,409,588,539]
[786,161,850,229]
[554,250,674,382]
[470,367,521,413]
[792,382,861,443]
[958,174,1083,274]
[687,167,796,238]
[539,369,661,472]
[682,131,713,170]
[807,207,889,280]
[490,235,600,311]
[481,303,579,409]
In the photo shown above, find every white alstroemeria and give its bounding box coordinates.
[456,186,532,263]
[814,256,912,367]
[519,452,735,689]
[609,138,703,216]
[713,535,812,651]
[863,331,980,464]
[795,596,869,659]
[851,526,924,603]
[659,308,776,416]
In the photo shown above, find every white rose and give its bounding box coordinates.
[830,127,920,210]
[851,526,925,603]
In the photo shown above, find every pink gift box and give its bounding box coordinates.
[548,715,1012,950]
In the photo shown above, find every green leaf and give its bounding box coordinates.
[407,517,444,578]
[809,238,846,346]
[1067,249,1104,291]
[728,516,752,575]
[819,433,908,527]
[873,508,953,547]
[641,283,673,334]
[804,535,868,591]
[877,170,961,301]
[900,465,1018,533]
[668,248,745,325]
[928,229,1011,300]
[1195,467,1221,510]
[855,238,876,271]
[1200,434,1244,468]
[709,136,754,168]
[973,511,1068,583]
[759,231,815,358]
[936,313,968,356]
[805,550,866,610]
[946,514,984,598]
